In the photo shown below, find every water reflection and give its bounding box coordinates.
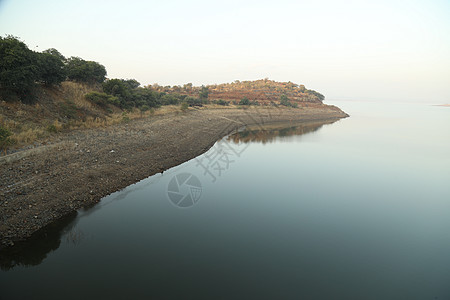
[228,119,339,144]
[0,212,78,271]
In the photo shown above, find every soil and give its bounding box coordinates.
[0,105,348,248]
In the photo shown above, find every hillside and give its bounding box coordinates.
[148,79,325,105]
[0,82,150,154]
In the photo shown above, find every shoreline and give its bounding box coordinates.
[0,105,348,248]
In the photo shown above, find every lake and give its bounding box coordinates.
[1,101,449,299]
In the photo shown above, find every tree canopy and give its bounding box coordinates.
[66,57,106,84]
[0,35,107,102]
[0,35,39,97]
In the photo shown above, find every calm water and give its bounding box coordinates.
[1,101,449,300]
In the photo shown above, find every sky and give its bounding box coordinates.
[1,0,449,103]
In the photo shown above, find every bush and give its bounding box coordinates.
[85,91,119,107]
[239,97,250,105]
[59,100,78,119]
[122,112,130,123]
[180,102,189,112]
[160,94,179,105]
[0,125,12,152]
[47,124,58,133]
[185,96,202,107]
[216,99,228,106]
[140,104,150,112]
[280,94,298,107]
[280,94,290,106]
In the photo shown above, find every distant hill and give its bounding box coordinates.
[147,79,325,105]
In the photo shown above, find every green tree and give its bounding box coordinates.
[199,85,209,100]
[66,57,106,83]
[306,89,325,101]
[0,35,39,99]
[122,79,140,89]
[37,52,66,85]
[103,79,129,96]
[102,79,132,108]
[280,94,290,106]
[42,48,66,63]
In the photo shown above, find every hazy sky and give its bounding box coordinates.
[1,0,449,102]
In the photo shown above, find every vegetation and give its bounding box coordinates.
[0,35,106,102]
[279,94,298,108]
[199,85,209,100]
[0,125,12,152]
[85,91,119,107]
[65,57,106,84]
[180,102,189,112]
[239,97,250,106]
[214,99,228,106]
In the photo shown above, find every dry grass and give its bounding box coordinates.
[12,126,47,145]
[60,81,98,110]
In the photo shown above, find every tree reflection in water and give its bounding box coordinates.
[0,212,78,271]
[227,119,339,144]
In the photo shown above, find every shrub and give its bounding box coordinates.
[122,112,130,123]
[185,96,202,107]
[140,104,150,112]
[0,125,12,152]
[239,97,250,105]
[160,94,179,105]
[46,120,62,133]
[59,100,78,119]
[85,91,119,107]
[180,102,189,112]
[216,99,228,106]
[280,94,298,107]
[47,124,57,133]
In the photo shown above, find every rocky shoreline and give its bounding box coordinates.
[0,105,348,248]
